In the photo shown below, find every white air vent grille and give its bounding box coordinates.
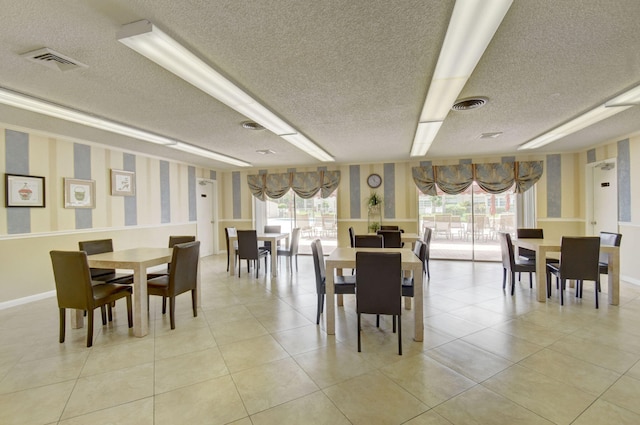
[21,48,88,72]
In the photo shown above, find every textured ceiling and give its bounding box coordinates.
[1,0,639,170]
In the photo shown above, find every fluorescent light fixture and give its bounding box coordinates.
[281,133,334,162]
[118,20,334,162]
[0,87,177,145]
[410,122,444,157]
[171,142,251,167]
[410,0,513,156]
[519,82,640,150]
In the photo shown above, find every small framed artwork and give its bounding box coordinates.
[5,174,46,207]
[64,178,96,209]
[110,169,135,196]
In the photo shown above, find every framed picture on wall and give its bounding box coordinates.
[64,178,96,208]
[110,169,135,196]
[5,173,45,207]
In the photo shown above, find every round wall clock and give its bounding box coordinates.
[367,173,382,188]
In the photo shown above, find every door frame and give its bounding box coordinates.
[585,158,618,236]
[196,178,218,255]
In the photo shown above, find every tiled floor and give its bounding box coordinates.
[2,254,640,424]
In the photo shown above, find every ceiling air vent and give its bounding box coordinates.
[20,47,88,72]
[452,97,488,111]
[241,121,265,130]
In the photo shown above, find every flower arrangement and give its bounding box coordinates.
[367,192,382,208]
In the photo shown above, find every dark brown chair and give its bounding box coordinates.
[348,226,356,248]
[354,234,384,248]
[598,231,622,276]
[277,228,300,272]
[50,250,133,347]
[147,241,200,329]
[402,240,426,298]
[356,251,403,355]
[147,235,196,279]
[516,228,543,261]
[263,225,282,254]
[224,227,239,272]
[311,239,356,325]
[237,230,269,277]
[499,232,535,295]
[78,239,133,284]
[380,225,399,231]
[423,227,432,279]
[546,237,601,307]
[377,230,403,248]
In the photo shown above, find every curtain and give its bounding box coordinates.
[248,170,341,200]
[412,161,543,195]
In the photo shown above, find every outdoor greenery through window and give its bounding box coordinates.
[418,182,516,261]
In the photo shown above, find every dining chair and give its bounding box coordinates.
[50,250,133,347]
[147,235,196,279]
[311,239,356,325]
[78,239,133,284]
[224,227,239,272]
[380,225,399,231]
[598,231,622,276]
[147,241,200,329]
[546,237,601,307]
[354,234,384,248]
[355,251,403,355]
[263,225,281,254]
[277,228,300,272]
[348,226,356,248]
[376,230,403,248]
[515,228,544,281]
[422,227,432,279]
[237,230,269,277]
[401,241,426,308]
[499,232,535,295]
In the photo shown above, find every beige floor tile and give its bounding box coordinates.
[294,343,375,388]
[404,409,455,425]
[324,371,428,424]
[154,326,216,360]
[572,326,640,355]
[210,317,269,345]
[572,399,640,425]
[424,313,486,338]
[155,347,229,394]
[154,375,247,425]
[0,350,87,393]
[218,334,289,373]
[232,357,318,414]
[256,308,315,333]
[492,319,569,346]
[434,385,555,425]
[548,334,640,374]
[483,364,596,424]
[272,324,336,355]
[627,360,640,379]
[448,305,511,327]
[244,298,295,318]
[426,340,511,382]
[58,397,154,425]
[518,348,621,396]
[381,353,476,407]
[202,304,255,324]
[250,391,351,425]
[0,380,75,425]
[601,375,640,415]
[80,338,154,377]
[462,328,544,362]
[61,363,154,419]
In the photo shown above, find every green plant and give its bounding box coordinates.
[368,222,381,232]
[366,192,382,208]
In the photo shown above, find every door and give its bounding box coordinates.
[196,179,216,257]
[589,160,618,234]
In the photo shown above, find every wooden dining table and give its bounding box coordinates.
[325,247,425,341]
[79,247,176,337]
[228,232,290,277]
[513,238,620,304]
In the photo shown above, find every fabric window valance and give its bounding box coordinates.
[248,170,341,200]
[412,161,543,196]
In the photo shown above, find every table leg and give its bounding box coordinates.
[230,238,237,276]
[414,265,423,342]
[133,265,149,337]
[325,265,335,335]
[271,237,278,277]
[70,309,84,328]
[535,246,547,302]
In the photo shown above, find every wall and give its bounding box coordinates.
[0,125,214,305]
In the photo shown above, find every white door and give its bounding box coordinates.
[196,179,216,257]
[589,160,618,235]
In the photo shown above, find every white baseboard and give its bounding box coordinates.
[0,290,55,310]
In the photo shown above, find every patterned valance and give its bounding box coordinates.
[248,170,341,200]
[412,161,543,195]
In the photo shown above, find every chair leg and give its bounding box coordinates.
[376,315,380,328]
[357,313,361,352]
[560,279,565,306]
[546,271,551,298]
[107,303,113,322]
[126,295,133,328]
[398,315,402,356]
[529,272,533,288]
[169,297,176,329]
[502,268,507,290]
[191,289,198,317]
[426,260,430,279]
[87,308,94,347]
[595,279,599,309]
[162,297,167,314]
[511,272,516,296]
[393,315,396,333]
[59,308,66,343]
[226,251,230,272]
[295,254,298,272]
[100,305,107,325]
[316,293,323,325]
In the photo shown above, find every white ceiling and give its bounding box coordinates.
[2,0,640,170]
